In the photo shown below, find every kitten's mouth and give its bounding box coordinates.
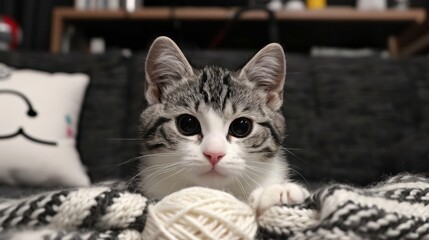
[200,169,226,177]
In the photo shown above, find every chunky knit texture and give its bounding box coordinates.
[0,174,428,240]
[258,174,429,239]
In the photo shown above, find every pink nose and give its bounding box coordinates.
[204,152,225,165]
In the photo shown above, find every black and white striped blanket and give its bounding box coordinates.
[0,174,428,240]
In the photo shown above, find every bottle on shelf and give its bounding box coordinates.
[306,0,326,10]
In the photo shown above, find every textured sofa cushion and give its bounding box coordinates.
[284,56,429,185]
[0,51,130,182]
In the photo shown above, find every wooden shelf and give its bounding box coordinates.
[51,7,428,55]
[172,7,426,22]
[53,7,427,22]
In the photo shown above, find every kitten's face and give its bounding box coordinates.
[139,37,287,199]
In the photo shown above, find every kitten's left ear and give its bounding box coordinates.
[145,36,194,105]
[239,43,286,110]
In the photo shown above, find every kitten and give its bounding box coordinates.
[138,36,309,212]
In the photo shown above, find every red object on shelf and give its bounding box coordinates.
[0,16,22,50]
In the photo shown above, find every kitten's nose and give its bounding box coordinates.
[203,152,225,166]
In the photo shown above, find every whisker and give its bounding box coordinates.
[121,152,182,166]
[141,164,174,173]
[127,172,143,191]
[234,175,248,200]
[240,172,258,191]
[182,175,191,191]
[143,164,181,182]
[109,153,183,176]
[281,146,308,163]
[245,158,304,171]
[117,156,144,167]
[107,138,142,141]
[246,163,311,192]
[117,153,177,167]
[239,174,253,191]
[167,174,182,195]
[288,167,312,192]
[245,166,272,176]
[244,170,265,184]
[241,172,262,194]
[132,165,181,194]
[245,160,276,167]
[146,168,186,193]
[244,157,274,163]
[127,162,181,189]
[281,147,302,151]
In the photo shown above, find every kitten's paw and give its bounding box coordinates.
[249,183,309,215]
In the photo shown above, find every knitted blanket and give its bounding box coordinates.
[0,174,428,240]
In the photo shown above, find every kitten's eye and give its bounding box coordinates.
[229,117,252,138]
[176,114,201,136]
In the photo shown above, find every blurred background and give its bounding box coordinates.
[0,0,429,56]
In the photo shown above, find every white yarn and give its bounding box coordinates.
[142,187,257,240]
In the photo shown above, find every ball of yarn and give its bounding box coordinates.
[142,187,257,240]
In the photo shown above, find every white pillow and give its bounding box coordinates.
[0,66,90,187]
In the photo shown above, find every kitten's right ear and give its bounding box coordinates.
[238,43,286,110]
[145,36,193,105]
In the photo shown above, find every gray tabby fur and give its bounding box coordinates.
[138,36,292,200]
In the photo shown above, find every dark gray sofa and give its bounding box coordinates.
[0,50,427,197]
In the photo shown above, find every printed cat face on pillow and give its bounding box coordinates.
[139,37,289,200]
